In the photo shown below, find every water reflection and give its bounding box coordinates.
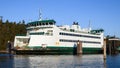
[14,55,31,68]
[0,54,106,68]
[104,59,107,68]
[14,54,105,68]
[0,54,14,68]
[107,54,120,68]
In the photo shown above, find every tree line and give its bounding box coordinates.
[0,19,26,50]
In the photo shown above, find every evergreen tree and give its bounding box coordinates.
[0,20,26,50]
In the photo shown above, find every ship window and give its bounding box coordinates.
[49,22,53,25]
[59,32,100,39]
[40,23,41,25]
[46,23,48,25]
[30,32,44,35]
[43,23,45,25]
[59,39,101,44]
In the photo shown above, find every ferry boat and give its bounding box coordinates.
[14,19,104,54]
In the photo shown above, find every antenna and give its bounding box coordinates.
[88,20,91,31]
[39,9,42,21]
[89,20,90,28]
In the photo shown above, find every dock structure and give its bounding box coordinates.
[0,51,8,54]
[109,38,120,54]
[106,36,120,54]
[77,40,82,55]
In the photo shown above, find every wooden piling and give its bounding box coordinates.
[77,40,82,55]
[7,41,12,54]
[103,39,106,60]
[109,43,111,55]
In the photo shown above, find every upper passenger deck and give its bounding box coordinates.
[26,20,56,29]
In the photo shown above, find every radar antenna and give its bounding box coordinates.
[88,20,91,31]
[39,9,42,21]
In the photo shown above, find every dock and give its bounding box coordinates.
[106,36,120,54]
[0,50,8,54]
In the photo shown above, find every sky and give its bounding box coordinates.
[0,0,120,37]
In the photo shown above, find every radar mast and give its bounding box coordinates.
[88,20,91,31]
[39,9,42,21]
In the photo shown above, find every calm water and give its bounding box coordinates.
[0,54,120,68]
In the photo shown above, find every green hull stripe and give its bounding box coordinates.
[27,46,102,54]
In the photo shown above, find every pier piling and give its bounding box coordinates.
[77,40,82,55]
[103,39,106,60]
[7,41,12,54]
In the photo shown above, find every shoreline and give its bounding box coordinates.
[0,50,8,54]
